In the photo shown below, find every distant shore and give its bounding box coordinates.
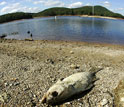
[1,15,124,24]
[80,15,122,20]
[34,15,123,20]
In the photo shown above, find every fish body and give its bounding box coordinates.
[41,71,98,105]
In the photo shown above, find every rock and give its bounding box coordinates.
[0,93,10,103]
[46,59,54,64]
[23,87,30,91]
[24,38,33,41]
[4,82,9,87]
[9,83,13,86]
[13,82,20,86]
[65,102,71,105]
[52,78,56,82]
[0,95,4,102]
[70,64,80,69]
[70,51,74,54]
[27,102,31,105]
[114,78,124,107]
[120,97,124,102]
[11,78,18,81]
[100,99,108,106]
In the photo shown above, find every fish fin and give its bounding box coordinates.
[41,93,47,103]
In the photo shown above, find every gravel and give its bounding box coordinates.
[0,39,124,106]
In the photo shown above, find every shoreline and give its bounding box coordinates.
[80,15,119,20]
[2,38,124,48]
[0,15,124,24]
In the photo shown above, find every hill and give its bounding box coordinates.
[33,7,73,17]
[35,6,124,18]
[0,6,124,23]
[0,12,33,24]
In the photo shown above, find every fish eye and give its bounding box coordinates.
[52,91,58,97]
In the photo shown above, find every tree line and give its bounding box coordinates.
[0,12,33,23]
[34,6,124,18]
[0,6,124,23]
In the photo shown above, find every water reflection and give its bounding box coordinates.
[0,16,124,44]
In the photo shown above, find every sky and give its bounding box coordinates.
[0,0,124,15]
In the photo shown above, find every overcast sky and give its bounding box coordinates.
[0,0,124,15]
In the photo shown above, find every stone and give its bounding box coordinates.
[114,78,124,107]
[70,51,74,54]
[4,82,9,87]
[100,99,108,106]
[70,64,80,69]
[0,95,4,102]
[120,97,124,102]
[0,93,10,103]
[46,59,54,64]
[13,82,20,86]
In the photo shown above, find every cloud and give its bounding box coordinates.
[0,3,40,15]
[21,7,41,13]
[68,2,83,8]
[25,0,32,1]
[85,3,92,6]
[33,0,65,7]
[101,1,110,7]
[44,0,65,7]
[0,1,7,6]
[33,0,44,4]
[1,3,20,13]
[114,8,124,11]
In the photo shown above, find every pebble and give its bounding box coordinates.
[23,87,30,91]
[120,97,124,102]
[9,83,13,86]
[65,102,71,105]
[100,99,108,106]
[0,93,10,102]
[1,40,124,106]
[70,51,74,54]
[13,82,20,86]
[104,105,109,107]
[46,59,54,64]
[70,64,80,69]
[4,82,9,87]
[27,102,30,104]
[0,95,4,102]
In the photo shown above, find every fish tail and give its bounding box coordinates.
[89,67,103,82]
[89,67,103,75]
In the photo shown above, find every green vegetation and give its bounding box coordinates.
[0,12,33,24]
[34,7,73,17]
[0,5,124,23]
[34,6,124,18]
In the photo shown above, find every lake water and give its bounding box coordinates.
[0,16,124,45]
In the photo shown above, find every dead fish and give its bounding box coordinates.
[41,68,102,105]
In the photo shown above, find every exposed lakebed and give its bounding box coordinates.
[0,16,124,45]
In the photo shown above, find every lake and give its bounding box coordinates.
[0,16,124,45]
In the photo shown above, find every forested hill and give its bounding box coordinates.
[0,12,33,23]
[34,6,124,18]
[0,5,124,23]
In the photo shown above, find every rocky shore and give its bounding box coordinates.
[0,39,124,107]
